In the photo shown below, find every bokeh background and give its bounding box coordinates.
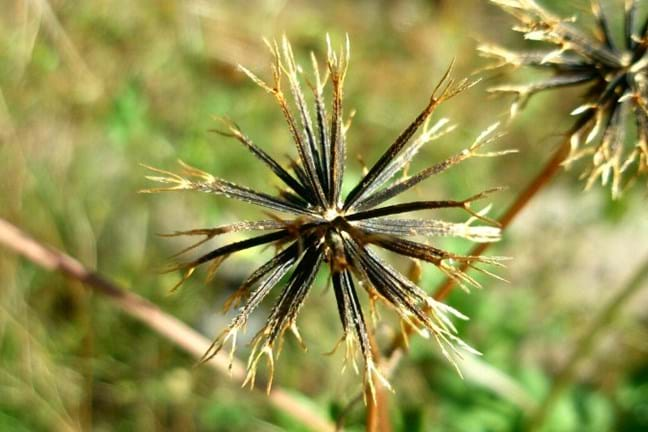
[1,0,647,431]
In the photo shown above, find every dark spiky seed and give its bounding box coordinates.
[482,0,648,198]
[143,36,510,398]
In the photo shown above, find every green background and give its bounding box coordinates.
[1,0,646,430]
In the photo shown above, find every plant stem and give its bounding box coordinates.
[526,255,648,432]
[0,218,335,432]
[365,334,392,432]
[383,135,571,359]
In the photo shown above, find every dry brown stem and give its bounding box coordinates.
[365,333,392,432]
[0,217,334,432]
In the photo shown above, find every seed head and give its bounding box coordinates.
[143,36,510,399]
[482,0,648,197]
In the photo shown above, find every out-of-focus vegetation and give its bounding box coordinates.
[1,0,646,431]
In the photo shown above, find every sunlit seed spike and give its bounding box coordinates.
[511,25,528,34]
[456,268,482,289]
[326,334,346,358]
[460,77,481,93]
[462,344,483,357]
[289,322,307,351]
[372,366,394,393]
[140,163,187,182]
[346,335,359,374]
[445,342,467,363]
[620,149,637,173]
[436,337,461,375]
[475,148,518,158]
[325,33,334,62]
[433,301,470,321]
[226,331,238,373]
[140,180,185,193]
[170,266,196,293]
[463,204,500,227]
[434,313,458,334]
[238,64,274,94]
[416,326,430,339]
[451,336,482,357]
[344,33,351,59]
[540,49,563,63]
[396,320,411,349]
[618,92,634,103]
[473,122,500,146]
[442,271,471,294]
[428,117,450,134]
[432,59,455,98]
[570,104,596,116]
[205,256,227,283]
[343,109,356,135]
[477,44,520,65]
[465,203,493,225]
[241,372,254,390]
[168,237,210,259]
[280,36,294,71]
[471,264,510,283]
[586,119,602,144]
[263,346,276,394]
[525,30,547,41]
[490,0,521,7]
[601,163,611,185]
[142,182,190,193]
[465,226,502,243]
[177,160,212,179]
[479,255,512,265]
[510,101,520,118]
[584,167,598,190]
[261,37,275,55]
[591,0,601,17]
[611,181,621,200]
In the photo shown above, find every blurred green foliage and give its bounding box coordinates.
[0,0,646,431]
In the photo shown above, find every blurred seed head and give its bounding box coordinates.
[143,35,510,399]
[482,0,648,198]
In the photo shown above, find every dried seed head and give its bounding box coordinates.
[144,35,510,399]
[483,0,648,198]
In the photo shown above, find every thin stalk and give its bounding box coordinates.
[526,255,648,432]
[365,334,392,432]
[383,135,571,358]
[365,387,390,432]
[0,218,334,432]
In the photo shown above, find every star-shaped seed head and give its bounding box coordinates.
[482,0,648,197]
[143,36,511,399]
